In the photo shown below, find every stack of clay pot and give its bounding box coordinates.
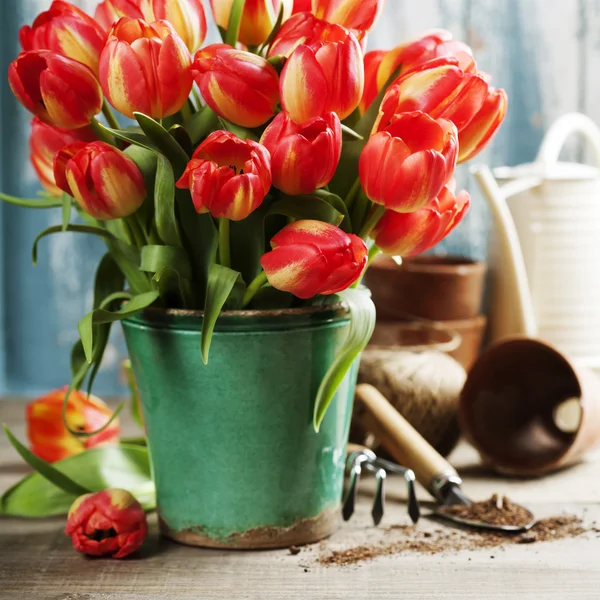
[364,255,487,371]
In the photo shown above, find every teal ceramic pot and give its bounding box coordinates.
[122,305,359,549]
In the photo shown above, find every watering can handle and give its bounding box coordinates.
[536,112,600,168]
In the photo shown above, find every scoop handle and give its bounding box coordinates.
[355,384,461,499]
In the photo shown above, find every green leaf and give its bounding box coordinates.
[61,193,72,231]
[0,444,155,517]
[313,288,376,431]
[0,192,62,208]
[79,290,159,363]
[140,245,194,306]
[154,156,181,247]
[2,425,91,497]
[225,0,246,47]
[202,264,241,364]
[269,194,344,226]
[134,112,190,175]
[94,121,155,152]
[184,105,219,145]
[169,124,193,157]
[230,204,269,284]
[217,116,259,141]
[313,190,352,233]
[340,123,364,140]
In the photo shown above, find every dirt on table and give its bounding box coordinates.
[437,494,533,528]
[317,513,593,567]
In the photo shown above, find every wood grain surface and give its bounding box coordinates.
[1,399,600,600]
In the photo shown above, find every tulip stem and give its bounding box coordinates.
[219,218,231,268]
[368,244,382,265]
[90,118,117,146]
[126,215,147,249]
[344,178,361,211]
[242,271,269,307]
[358,205,386,240]
[102,100,121,131]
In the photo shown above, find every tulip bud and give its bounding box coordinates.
[176,131,272,221]
[95,0,146,31]
[20,1,107,75]
[149,0,207,53]
[65,489,148,558]
[372,184,470,257]
[55,141,146,220]
[360,30,475,114]
[373,57,507,162]
[210,0,293,47]
[360,111,458,213]
[99,17,192,119]
[29,117,95,196]
[311,0,385,32]
[277,14,364,121]
[26,387,120,463]
[261,220,367,298]
[192,44,280,128]
[260,110,341,195]
[8,50,103,129]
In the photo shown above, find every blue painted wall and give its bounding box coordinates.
[1,0,596,395]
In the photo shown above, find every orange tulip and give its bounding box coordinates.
[260,220,367,299]
[9,50,103,129]
[95,0,146,31]
[311,0,385,32]
[99,17,192,119]
[277,15,364,121]
[19,1,107,75]
[260,110,341,195]
[26,387,120,463]
[192,44,279,127]
[360,111,458,213]
[372,184,470,257]
[373,57,507,162]
[210,0,293,47]
[65,489,147,558]
[176,131,272,220]
[360,30,475,114]
[55,141,147,220]
[29,117,95,196]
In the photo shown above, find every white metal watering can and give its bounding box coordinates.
[473,112,600,369]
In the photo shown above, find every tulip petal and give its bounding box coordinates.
[270,219,350,253]
[214,172,266,220]
[156,33,193,118]
[280,45,328,123]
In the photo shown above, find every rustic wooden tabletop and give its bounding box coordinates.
[1,398,599,600]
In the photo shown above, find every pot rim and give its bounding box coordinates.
[371,255,486,274]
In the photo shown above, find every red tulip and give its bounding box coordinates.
[26,387,120,463]
[210,0,293,47]
[269,11,327,57]
[8,50,103,129]
[292,0,312,10]
[99,17,192,119]
[65,489,147,558]
[192,44,279,128]
[29,117,95,196]
[372,184,470,257]
[149,0,207,52]
[55,141,146,220]
[277,15,364,121]
[260,110,341,195]
[360,111,458,213]
[95,0,146,31]
[359,30,475,114]
[19,1,107,75]
[311,0,385,32]
[373,57,507,162]
[260,220,367,299]
[176,131,272,220]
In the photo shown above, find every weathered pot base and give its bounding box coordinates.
[160,507,342,550]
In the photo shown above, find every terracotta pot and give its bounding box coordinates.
[459,337,600,476]
[365,255,486,321]
[369,316,487,371]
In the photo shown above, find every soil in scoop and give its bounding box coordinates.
[437,494,532,528]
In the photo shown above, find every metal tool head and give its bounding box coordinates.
[343,449,420,526]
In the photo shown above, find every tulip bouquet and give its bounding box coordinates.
[3,0,506,427]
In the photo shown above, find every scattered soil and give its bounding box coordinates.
[437,495,533,528]
[289,546,301,555]
[317,514,592,567]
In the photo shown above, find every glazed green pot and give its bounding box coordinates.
[122,305,359,549]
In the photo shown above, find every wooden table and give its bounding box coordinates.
[1,399,599,600]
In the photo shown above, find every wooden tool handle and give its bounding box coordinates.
[355,384,459,491]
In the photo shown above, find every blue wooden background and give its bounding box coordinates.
[1,0,597,395]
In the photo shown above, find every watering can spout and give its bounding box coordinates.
[471,165,538,340]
